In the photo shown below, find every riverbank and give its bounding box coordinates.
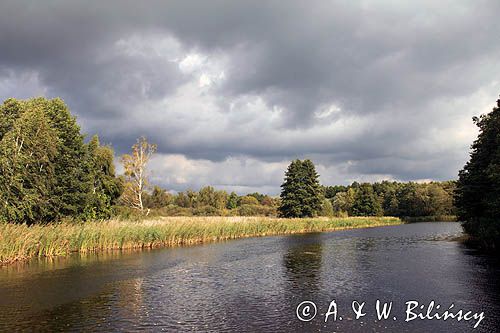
[402,215,457,223]
[0,216,401,265]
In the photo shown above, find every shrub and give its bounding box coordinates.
[238,204,276,216]
[193,205,224,216]
[239,196,260,205]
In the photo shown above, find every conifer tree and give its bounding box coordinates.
[279,159,322,218]
[34,98,92,219]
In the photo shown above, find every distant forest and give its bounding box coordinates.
[323,181,455,218]
[129,180,456,220]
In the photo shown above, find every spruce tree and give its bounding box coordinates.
[456,95,500,250]
[279,159,322,218]
[43,98,92,219]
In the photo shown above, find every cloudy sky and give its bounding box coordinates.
[1,1,499,194]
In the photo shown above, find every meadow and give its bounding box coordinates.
[0,216,402,265]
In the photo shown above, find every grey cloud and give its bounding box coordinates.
[1,0,499,193]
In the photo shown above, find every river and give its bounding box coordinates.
[1,222,499,332]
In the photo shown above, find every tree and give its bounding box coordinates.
[0,98,22,141]
[144,186,172,209]
[0,105,58,223]
[456,95,500,250]
[425,183,452,216]
[261,195,276,207]
[319,198,334,217]
[351,183,383,216]
[239,195,259,205]
[278,159,322,218]
[174,191,191,208]
[84,135,123,219]
[120,137,157,214]
[226,192,239,209]
[41,98,93,219]
[247,192,265,203]
[197,186,228,209]
[0,97,122,223]
[323,185,348,200]
[332,189,355,215]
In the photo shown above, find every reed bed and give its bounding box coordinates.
[402,215,457,223]
[0,216,401,265]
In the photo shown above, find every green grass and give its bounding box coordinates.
[402,215,457,223]
[0,216,402,265]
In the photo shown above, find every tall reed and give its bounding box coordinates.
[0,216,401,265]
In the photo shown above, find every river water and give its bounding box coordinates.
[1,222,499,332]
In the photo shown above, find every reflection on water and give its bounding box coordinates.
[0,223,499,332]
[283,234,323,294]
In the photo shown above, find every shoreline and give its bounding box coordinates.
[0,216,402,266]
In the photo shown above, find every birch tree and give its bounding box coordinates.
[0,106,58,223]
[120,137,157,214]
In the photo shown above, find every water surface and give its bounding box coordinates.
[1,222,499,332]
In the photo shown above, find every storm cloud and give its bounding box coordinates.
[1,0,499,194]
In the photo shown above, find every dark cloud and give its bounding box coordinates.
[1,0,499,193]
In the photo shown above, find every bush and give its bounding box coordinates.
[237,204,276,216]
[239,196,260,205]
[157,205,193,217]
[192,205,224,216]
[319,198,334,217]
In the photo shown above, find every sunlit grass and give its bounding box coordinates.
[0,216,402,265]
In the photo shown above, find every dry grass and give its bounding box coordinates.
[0,216,402,265]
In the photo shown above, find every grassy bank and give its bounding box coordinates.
[0,216,401,265]
[402,215,457,223]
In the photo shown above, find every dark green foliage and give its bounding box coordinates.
[0,105,58,223]
[456,95,500,250]
[84,135,124,219]
[0,98,122,224]
[226,192,239,209]
[323,185,348,199]
[278,159,323,218]
[44,98,93,219]
[351,183,383,216]
[326,180,455,218]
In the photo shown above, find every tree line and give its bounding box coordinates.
[1,95,498,253]
[0,97,458,222]
[323,180,456,218]
[124,186,279,217]
[277,159,455,219]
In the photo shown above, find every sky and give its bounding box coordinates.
[1,0,499,195]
